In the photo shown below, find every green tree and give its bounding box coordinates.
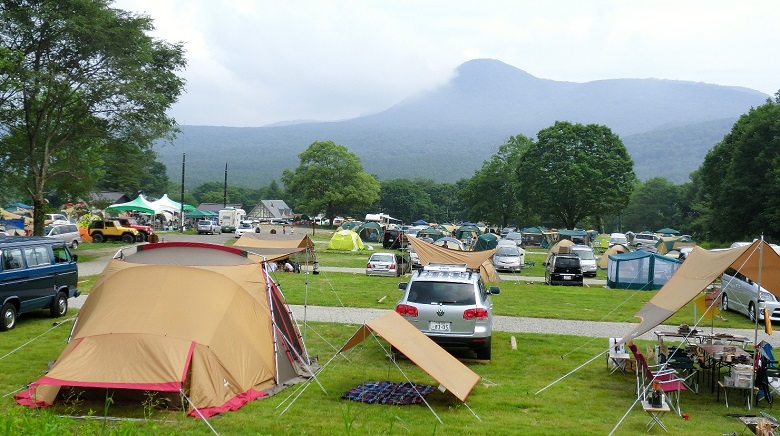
[696,92,780,242]
[98,142,169,198]
[281,141,379,225]
[377,179,434,223]
[461,134,532,227]
[0,0,186,235]
[622,178,685,232]
[517,121,636,229]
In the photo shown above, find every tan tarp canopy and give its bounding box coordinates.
[543,239,575,264]
[619,239,780,346]
[235,233,316,262]
[16,242,308,417]
[598,244,631,269]
[408,236,500,283]
[340,311,480,402]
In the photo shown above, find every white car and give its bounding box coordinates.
[569,244,597,277]
[493,246,524,272]
[608,233,628,247]
[234,222,256,238]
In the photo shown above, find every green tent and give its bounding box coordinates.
[417,228,445,240]
[105,195,157,215]
[473,233,498,251]
[454,225,481,241]
[327,230,365,251]
[356,222,382,242]
[185,210,218,219]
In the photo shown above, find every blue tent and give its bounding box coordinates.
[5,202,33,210]
[606,250,682,290]
[411,219,429,226]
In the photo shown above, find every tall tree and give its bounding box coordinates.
[622,177,685,232]
[0,0,186,235]
[377,179,434,223]
[517,121,636,229]
[696,92,780,242]
[461,134,532,227]
[281,140,379,226]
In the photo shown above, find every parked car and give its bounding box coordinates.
[197,220,221,235]
[88,220,139,243]
[609,233,628,247]
[115,218,154,242]
[43,223,82,249]
[631,232,661,249]
[366,252,411,277]
[382,229,408,249]
[492,245,524,272]
[234,221,256,238]
[503,232,523,246]
[395,263,500,359]
[408,246,421,269]
[569,244,597,277]
[720,267,780,322]
[0,236,80,330]
[545,253,583,286]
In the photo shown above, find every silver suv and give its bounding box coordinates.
[721,267,780,322]
[395,263,500,360]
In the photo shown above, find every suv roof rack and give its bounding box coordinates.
[423,263,469,272]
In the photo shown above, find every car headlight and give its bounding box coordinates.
[760,290,776,302]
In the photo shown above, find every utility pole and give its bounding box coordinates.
[180,153,185,232]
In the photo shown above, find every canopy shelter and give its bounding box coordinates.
[618,240,780,346]
[15,242,312,418]
[454,224,481,241]
[417,228,445,240]
[656,228,680,236]
[235,233,317,263]
[148,194,195,213]
[340,311,480,403]
[407,236,500,283]
[184,209,218,219]
[411,219,428,226]
[105,194,158,215]
[598,244,631,269]
[606,250,682,290]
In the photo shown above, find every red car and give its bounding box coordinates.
[116,218,154,242]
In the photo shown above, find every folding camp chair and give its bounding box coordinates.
[607,337,632,374]
[628,342,688,416]
[657,344,699,394]
[756,342,780,407]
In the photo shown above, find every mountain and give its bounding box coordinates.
[156,59,767,188]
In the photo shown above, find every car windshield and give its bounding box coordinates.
[407,281,476,305]
[370,254,394,263]
[496,247,519,256]
[44,226,53,234]
[555,257,580,268]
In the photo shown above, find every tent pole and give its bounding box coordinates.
[752,236,765,408]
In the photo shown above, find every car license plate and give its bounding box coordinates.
[563,275,572,280]
[429,321,450,331]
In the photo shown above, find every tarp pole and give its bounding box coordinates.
[752,235,765,408]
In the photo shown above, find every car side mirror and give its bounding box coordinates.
[72,254,78,262]
[398,282,407,291]
[489,286,500,295]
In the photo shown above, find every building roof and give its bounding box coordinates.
[247,200,292,219]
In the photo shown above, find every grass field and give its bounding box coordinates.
[0,238,766,434]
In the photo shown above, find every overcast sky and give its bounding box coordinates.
[113,0,780,128]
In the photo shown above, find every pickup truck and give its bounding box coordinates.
[197,220,221,235]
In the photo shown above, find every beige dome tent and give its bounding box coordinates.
[543,239,576,265]
[16,242,312,417]
[598,244,631,269]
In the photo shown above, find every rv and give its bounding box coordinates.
[218,207,246,233]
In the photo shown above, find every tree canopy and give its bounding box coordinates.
[516,121,636,229]
[695,92,780,242]
[0,0,186,234]
[281,140,380,225]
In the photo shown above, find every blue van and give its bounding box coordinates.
[0,236,80,331]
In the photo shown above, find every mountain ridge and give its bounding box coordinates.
[156,59,767,188]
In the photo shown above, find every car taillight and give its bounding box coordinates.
[396,304,418,317]
[366,262,371,268]
[389,264,396,270]
[463,308,488,319]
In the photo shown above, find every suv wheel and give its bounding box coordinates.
[71,240,79,249]
[121,233,135,244]
[91,232,104,243]
[50,292,68,317]
[475,339,492,360]
[1,303,17,331]
[721,293,730,311]
[749,302,756,321]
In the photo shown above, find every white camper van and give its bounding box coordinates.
[218,207,246,233]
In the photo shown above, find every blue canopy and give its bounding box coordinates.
[5,202,33,210]
[411,219,429,226]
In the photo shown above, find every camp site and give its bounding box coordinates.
[3,223,780,436]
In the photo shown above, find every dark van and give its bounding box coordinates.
[0,236,80,331]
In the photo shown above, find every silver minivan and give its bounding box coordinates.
[720,267,780,322]
[570,244,597,277]
[43,223,82,249]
